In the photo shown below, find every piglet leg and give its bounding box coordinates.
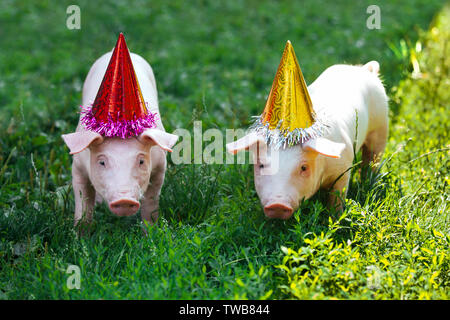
[362,128,388,169]
[327,171,351,212]
[72,167,96,226]
[140,159,166,226]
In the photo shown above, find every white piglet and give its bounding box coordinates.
[227,62,388,219]
[62,50,178,226]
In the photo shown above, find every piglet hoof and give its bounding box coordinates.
[327,194,346,219]
[140,211,159,235]
[75,218,94,237]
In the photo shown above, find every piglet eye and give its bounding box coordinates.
[139,159,144,165]
[301,165,308,172]
[99,160,106,167]
[259,164,264,169]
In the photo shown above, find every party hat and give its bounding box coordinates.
[81,33,157,138]
[250,40,326,148]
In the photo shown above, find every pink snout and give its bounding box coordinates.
[109,199,140,217]
[264,203,294,220]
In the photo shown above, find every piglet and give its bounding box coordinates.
[62,51,178,225]
[227,62,388,219]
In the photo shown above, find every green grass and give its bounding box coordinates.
[0,0,448,299]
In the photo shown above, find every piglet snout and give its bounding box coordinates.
[109,199,140,216]
[264,203,294,220]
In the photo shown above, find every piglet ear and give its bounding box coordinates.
[303,137,345,159]
[61,131,104,155]
[363,60,380,75]
[138,128,179,152]
[226,132,266,154]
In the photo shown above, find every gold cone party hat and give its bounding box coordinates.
[250,40,326,148]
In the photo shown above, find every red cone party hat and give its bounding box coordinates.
[81,33,157,138]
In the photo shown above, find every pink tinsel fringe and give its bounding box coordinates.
[80,106,158,139]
